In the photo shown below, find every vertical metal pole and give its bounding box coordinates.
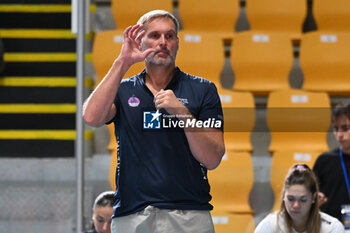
[75,0,85,232]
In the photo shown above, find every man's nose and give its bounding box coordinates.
[159,35,166,45]
[335,131,344,139]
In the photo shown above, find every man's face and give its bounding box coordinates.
[333,114,350,153]
[141,17,179,66]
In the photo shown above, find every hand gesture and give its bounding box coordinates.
[154,89,189,117]
[120,24,155,67]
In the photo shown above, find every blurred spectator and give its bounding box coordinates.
[255,164,344,233]
[83,191,115,233]
[313,101,350,222]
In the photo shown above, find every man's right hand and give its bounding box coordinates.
[119,24,155,67]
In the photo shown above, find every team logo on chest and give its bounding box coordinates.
[128,96,140,107]
[178,98,188,105]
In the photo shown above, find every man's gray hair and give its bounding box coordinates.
[137,10,180,35]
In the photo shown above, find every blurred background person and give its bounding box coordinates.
[313,101,350,223]
[255,164,344,233]
[83,191,116,233]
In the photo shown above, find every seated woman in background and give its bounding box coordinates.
[83,191,116,233]
[255,164,344,233]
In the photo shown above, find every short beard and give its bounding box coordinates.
[142,43,177,66]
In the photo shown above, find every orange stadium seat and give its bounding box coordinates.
[209,151,254,214]
[270,150,319,211]
[230,31,293,95]
[245,0,307,42]
[111,0,173,29]
[313,0,350,32]
[299,31,350,96]
[176,31,225,86]
[109,148,117,191]
[178,0,239,41]
[218,88,255,152]
[266,88,331,153]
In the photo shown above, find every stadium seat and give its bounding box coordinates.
[266,88,331,153]
[176,31,225,86]
[299,31,350,96]
[178,0,239,41]
[109,149,117,191]
[218,88,255,152]
[211,210,255,233]
[270,150,319,211]
[208,151,254,214]
[230,31,293,95]
[313,0,350,32]
[111,0,173,29]
[245,0,307,42]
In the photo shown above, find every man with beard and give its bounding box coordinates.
[83,10,225,233]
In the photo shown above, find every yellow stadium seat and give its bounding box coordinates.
[299,31,350,96]
[270,150,319,211]
[218,88,255,152]
[178,0,239,41]
[109,148,117,191]
[211,210,255,233]
[111,0,173,29]
[209,151,254,214]
[266,88,331,153]
[313,0,350,32]
[230,31,293,95]
[245,0,307,43]
[176,31,225,86]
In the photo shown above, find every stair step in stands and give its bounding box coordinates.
[0,0,95,157]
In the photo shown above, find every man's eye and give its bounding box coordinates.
[149,33,159,38]
[166,34,174,39]
[342,126,350,132]
[334,125,350,132]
